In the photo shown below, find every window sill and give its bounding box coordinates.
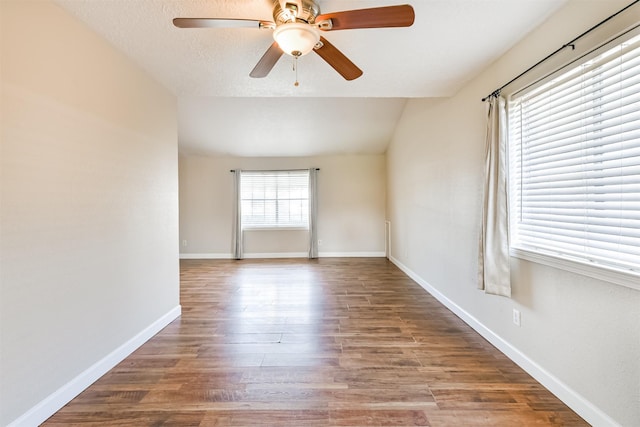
[510,247,640,292]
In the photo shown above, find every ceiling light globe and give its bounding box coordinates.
[273,22,320,57]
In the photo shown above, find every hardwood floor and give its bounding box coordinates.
[44,258,587,426]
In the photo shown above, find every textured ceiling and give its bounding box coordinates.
[55,0,567,156]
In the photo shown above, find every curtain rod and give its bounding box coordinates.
[481,0,639,102]
[230,168,320,172]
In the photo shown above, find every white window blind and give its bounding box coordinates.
[240,170,309,229]
[509,32,640,278]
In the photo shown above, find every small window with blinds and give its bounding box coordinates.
[240,170,309,229]
[508,32,640,285]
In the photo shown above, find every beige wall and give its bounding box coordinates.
[0,1,179,425]
[179,154,386,257]
[386,1,640,426]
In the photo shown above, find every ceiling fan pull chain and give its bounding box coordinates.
[293,54,300,87]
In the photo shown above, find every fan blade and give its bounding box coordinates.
[316,5,414,30]
[173,18,274,29]
[313,37,363,81]
[250,42,284,78]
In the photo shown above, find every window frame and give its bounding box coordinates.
[506,29,640,291]
[239,170,310,231]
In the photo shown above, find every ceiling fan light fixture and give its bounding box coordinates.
[273,22,320,57]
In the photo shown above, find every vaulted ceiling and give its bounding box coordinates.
[55,0,567,156]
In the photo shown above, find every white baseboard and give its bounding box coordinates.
[243,252,308,259]
[8,305,182,427]
[319,251,386,258]
[179,252,386,259]
[180,252,306,260]
[388,256,620,427]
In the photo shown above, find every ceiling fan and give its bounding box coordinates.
[173,0,415,81]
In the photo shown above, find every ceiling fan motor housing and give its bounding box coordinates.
[273,0,320,24]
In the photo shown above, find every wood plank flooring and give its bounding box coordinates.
[44,258,587,426]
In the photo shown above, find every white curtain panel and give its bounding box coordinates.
[232,169,243,260]
[478,96,511,297]
[308,168,318,259]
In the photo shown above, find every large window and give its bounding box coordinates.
[508,32,640,285]
[240,170,309,229]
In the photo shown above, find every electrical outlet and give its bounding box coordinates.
[318,239,323,246]
[512,309,521,327]
[182,240,187,247]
